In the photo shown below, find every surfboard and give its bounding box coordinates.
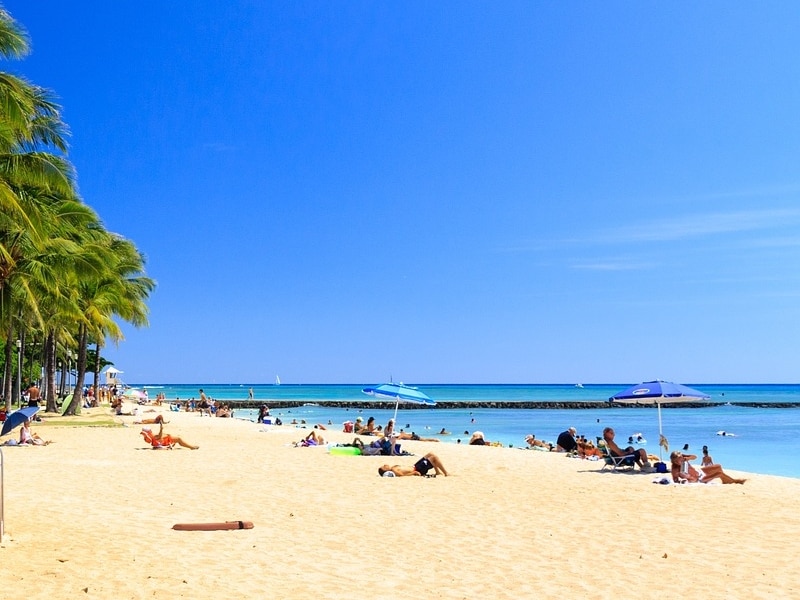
[60,393,74,416]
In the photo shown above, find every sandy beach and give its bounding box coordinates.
[0,406,798,599]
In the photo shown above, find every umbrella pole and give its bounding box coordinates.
[393,398,399,423]
[657,402,663,463]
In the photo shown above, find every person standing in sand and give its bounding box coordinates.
[198,389,211,416]
[27,383,41,408]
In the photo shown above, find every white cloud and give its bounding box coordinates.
[604,208,800,243]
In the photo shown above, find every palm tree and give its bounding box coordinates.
[0,8,154,412]
[62,230,154,415]
[0,8,29,59]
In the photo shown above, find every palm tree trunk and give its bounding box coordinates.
[3,324,13,411]
[44,331,58,412]
[92,341,101,407]
[67,325,88,415]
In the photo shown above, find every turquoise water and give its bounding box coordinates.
[132,383,800,478]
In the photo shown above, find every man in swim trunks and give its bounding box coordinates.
[377,452,448,477]
[602,427,652,472]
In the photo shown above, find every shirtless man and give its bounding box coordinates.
[602,427,652,471]
[27,384,41,408]
[378,452,449,477]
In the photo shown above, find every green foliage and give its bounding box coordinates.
[0,8,155,408]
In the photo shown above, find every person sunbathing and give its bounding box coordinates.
[670,451,745,484]
[296,430,325,447]
[141,420,198,449]
[602,427,652,471]
[577,438,602,458]
[384,419,440,442]
[134,414,169,425]
[378,452,449,477]
[524,434,552,450]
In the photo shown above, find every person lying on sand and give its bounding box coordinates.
[295,430,325,447]
[384,419,440,442]
[134,414,169,425]
[141,420,198,450]
[378,453,448,477]
[670,451,745,484]
[524,434,553,450]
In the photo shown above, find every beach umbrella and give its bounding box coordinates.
[610,380,710,462]
[123,388,147,401]
[1,406,40,437]
[361,383,435,422]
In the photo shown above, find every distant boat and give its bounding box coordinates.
[575,383,584,388]
[275,375,281,386]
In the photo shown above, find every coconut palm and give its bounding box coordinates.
[0,8,153,410]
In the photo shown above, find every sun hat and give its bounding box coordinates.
[356,416,363,422]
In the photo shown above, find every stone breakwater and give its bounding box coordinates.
[215,400,797,411]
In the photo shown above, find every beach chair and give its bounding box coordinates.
[597,438,636,471]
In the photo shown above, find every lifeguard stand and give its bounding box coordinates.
[103,367,124,387]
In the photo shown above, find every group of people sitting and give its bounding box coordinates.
[524,427,602,457]
[343,416,442,443]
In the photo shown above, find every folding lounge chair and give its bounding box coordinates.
[597,437,636,471]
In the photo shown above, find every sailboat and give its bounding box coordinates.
[275,375,281,386]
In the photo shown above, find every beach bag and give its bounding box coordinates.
[655,462,667,474]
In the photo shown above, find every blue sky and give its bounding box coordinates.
[6,2,800,383]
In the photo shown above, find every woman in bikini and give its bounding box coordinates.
[670,451,745,484]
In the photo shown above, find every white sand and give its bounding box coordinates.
[0,407,798,599]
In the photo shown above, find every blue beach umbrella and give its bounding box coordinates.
[1,406,40,437]
[361,383,435,422]
[610,380,710,462]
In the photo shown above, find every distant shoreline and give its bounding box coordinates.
[184,400,800,410]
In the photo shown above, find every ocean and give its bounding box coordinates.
[130,383,800,479]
